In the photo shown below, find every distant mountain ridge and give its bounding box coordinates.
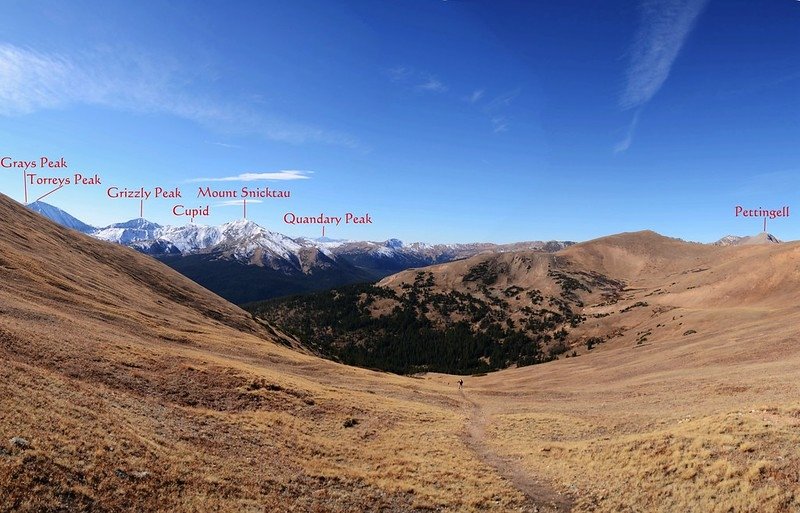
[26,201,575,303]
[714,233,782,246]
[26,201,793,304]
[251,229,800,375]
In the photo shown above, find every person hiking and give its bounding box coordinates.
[458,379,463,389]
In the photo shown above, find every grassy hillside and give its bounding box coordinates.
[0,194,538,512]
[6,195,800,512]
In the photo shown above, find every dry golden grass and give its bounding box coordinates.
[421,231,800,513]
[0,194,534,512]
[3,197,800,512]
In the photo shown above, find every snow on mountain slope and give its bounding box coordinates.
[217,219,304,261]
[25,201,575,279]
[27,201,96,234]
[117,219,314,270]
[93,218,163,244]
[151,224,225,253]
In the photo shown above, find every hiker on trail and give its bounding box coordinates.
[458,379,463,389]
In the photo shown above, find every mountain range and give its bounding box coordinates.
[26,201,576,303]
[712,232,782,246]
[7,192,800,512]
[250,227,793,376]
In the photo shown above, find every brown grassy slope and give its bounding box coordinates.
[558,231,800,351]
[0,193,534,513]
[416,231,800,512]
[375,249,621,350]
[379,230,800,349]
[5,197,800,513]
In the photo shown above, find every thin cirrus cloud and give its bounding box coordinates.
[466,89,484,103]
[484,89,520,112]
[387,65,448,93]
[207,141,243,149]
[615,0,709,152]
[483,89,520,133]
[187,171,312,183]
[620,0,709,110]
[416,76,448,93]
[386,65,517,133]
[613,110,641,154]
[0,43,361,149]
[387,65,413,82]
[491,117,509,134]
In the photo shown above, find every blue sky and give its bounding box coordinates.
[0,0,798,243]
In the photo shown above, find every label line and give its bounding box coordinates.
[34,184,64,203]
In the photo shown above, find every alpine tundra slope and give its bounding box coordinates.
[4,192,800,512]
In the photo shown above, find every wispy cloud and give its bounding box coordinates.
[613,109,641,154]
[416,75,448,93]
[466,89,484,103]
[620,0,709,110]
[485,89,521,111]
[491,117,509,133]
[207,141,243,149]
[188,170,312,183]
[0,43,361,149]
[615,0,708,152]
[483,89,520,133]
[387,65,447,93]
[387,65,413,82]
[386,65,516,133]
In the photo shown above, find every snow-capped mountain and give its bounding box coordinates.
[93,218,163,244]
[99,218,325,273]
[25,201,575,303]
[213,219,305,262]
[28,201,96,234]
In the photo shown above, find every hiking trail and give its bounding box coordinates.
[460,389,574,513]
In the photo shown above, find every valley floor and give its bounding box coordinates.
[4,303,800,513]
[428,307,800,513]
